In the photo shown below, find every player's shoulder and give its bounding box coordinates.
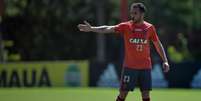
[115,21,132,29]
[143,21,154,28]
[118,21,132,26]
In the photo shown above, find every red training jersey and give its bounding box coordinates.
[114,21,159,69]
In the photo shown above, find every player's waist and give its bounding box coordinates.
[125,50,150,57]
[125,55,151,60]
[124,66,152,70]
[124,57,151,66]
[123,62,152,69]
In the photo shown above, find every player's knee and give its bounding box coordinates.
[119,90,128,99]
[141,90,150,99]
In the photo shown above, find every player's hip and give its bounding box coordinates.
[120,67,152,91]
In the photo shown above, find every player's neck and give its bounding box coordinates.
[133,20,144,26]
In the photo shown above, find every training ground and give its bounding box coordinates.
[0,87,201,101]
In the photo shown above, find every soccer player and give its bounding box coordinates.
[78,2,170,101]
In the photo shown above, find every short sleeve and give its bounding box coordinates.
[149,25,159,42]
[114,23,127,33]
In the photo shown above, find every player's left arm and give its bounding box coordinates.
[150,25,170,72]
[153,40,170,72]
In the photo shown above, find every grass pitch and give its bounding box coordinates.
[0,87,201,101]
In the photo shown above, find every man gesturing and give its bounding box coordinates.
[78,3,169,101]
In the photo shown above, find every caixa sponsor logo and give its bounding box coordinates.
[129,38,148,44]
[0,68,51,87]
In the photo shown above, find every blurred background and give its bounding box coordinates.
[0,0,201,91]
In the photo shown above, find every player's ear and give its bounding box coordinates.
[141,13,145,18]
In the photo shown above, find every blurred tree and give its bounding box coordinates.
[2,0,98,60]
[133,0,200,60]
[0,0,5,62]
[189,0,201,60]
[1,0,201,61]
[168,33,192,63]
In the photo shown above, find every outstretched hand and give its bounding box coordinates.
[78,21,92,32]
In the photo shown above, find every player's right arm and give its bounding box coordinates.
[78,21,115,34]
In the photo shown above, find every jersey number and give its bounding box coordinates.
[123,75,130,83]
[136,45,143,51]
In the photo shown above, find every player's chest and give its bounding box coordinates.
[125,27,149,39]
[124,26,150,45]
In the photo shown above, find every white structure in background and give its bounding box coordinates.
[151,64,168,88]
[97,63,120,87]
[191,68,201,88]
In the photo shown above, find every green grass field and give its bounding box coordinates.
[0,87,201,101]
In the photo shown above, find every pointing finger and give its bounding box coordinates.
[84,21,91,26]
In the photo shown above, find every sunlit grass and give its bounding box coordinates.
[0,87,201,101]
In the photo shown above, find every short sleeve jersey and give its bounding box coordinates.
[114,21,159,69]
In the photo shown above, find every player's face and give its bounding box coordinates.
[130,7,143,23]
